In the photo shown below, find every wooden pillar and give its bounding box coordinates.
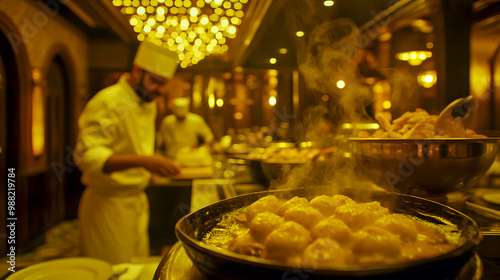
[430,0,473,107]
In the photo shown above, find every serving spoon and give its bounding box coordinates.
[434,95,475,137]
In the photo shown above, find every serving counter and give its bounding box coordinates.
[147,163,264,254]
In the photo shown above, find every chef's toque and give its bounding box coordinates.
[133,41,179,79]
[172,97,190,117]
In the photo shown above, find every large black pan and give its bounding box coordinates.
[175,188,482,280]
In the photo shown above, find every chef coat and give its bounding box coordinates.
[159,112,214,159]
[75,74,156,264]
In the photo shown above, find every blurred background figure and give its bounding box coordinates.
[75,40,181,264]
[158,97,215,166]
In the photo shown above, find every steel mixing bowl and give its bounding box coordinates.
[349,138,499,196]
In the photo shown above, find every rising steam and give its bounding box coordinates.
[298,18,372,128]
[269,1,383,191]
[286,0,373,131]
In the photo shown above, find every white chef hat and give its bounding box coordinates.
[172,97,190,117]
[133,41,179,79]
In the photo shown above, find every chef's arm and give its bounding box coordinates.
[199,122,215,149]
[103,154,180,177]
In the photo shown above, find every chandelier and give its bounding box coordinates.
[112,0,249,68]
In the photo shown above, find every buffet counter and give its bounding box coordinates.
[147,161,263,254]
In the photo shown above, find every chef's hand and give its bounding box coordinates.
[143,154,181,177]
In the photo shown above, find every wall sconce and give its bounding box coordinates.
[31,68,45,157]
[208,93,215,108]
[268,96,276,106]
[417,70,437,88]
[192,75,203,108]
[267,70,278,107]
[234,112,243,120]
[207,76,215,109]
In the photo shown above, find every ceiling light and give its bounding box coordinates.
[296,31,304,37]
[115,0,248,67]
[269,58,277,64]
[189,7,199,16]
[278,48,288,54]
[396,51,432,66]
[324,1,335,7]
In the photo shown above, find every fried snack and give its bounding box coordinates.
[364,109,486,138]
[309,194,356,217]
[249,212,284,242]
[302,238,350,268]
[245,195,282,223]
[277,196,308,215]
[334,201,389,231]
[311,216,352,242]
[261,221,311,262]
[283,205,323,228]
[203,194,461,268]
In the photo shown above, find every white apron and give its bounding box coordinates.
[75,74,156,264]
[78,188,149,264]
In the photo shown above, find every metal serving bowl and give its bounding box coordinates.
[253,141,349,186]
[349,138,499,196]
[260,158,308,182]
[175,188,481,280]
[235,143,317,187]
[230,157,308,189]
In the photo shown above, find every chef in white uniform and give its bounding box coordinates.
[74,41,181,264]
[159,97,214,159]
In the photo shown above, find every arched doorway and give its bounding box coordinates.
[0,13,31,255]
[44,55,69,225]
[44,49,84,221]
[0,36,10,258]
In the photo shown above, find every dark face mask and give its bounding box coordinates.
[134,71,153,102]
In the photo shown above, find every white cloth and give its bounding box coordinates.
[75,74,156,264]
[159,112,214,159]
